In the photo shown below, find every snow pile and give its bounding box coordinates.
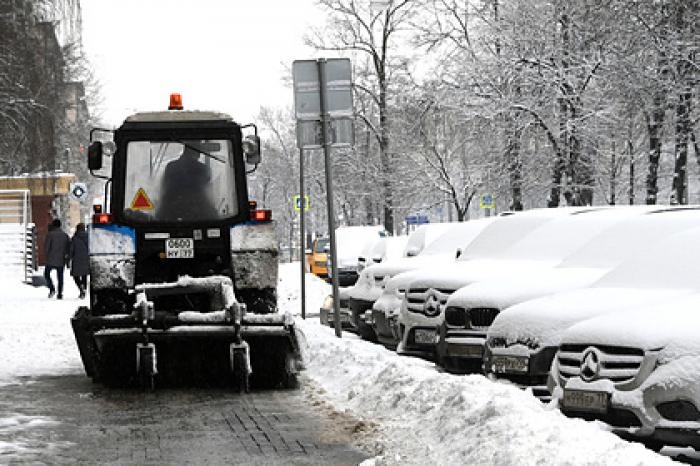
[0,277,84,387]
[277,263,671,465]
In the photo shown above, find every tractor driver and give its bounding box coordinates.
[156,143,218,221]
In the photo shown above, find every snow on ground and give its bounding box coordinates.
[278,263,673,465]
[0,271,85,386]
[0,262,684,465]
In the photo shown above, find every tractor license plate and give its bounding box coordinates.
[414,329,437,345]
[563,389,608,413]
[166,238,194,259]
[492,355,529,374]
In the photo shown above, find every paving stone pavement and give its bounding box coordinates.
[0,375,369,465]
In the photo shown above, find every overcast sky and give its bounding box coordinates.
[81,0,324,127]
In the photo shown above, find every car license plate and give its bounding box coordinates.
[166,238,194,259]
[492,355,529,374]
[414,329,437,345]
[448,344,483,358]
[563,389,609,413]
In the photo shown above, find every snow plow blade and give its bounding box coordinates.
[70,277,304,389]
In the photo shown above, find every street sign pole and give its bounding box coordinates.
[299,147,306,320]
[317,58,343,338]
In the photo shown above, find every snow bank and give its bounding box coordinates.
[277,263,671,465]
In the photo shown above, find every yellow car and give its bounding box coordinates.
[306,238,329,278]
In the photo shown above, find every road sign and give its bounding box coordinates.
[296,118,355,149]
[406,215,429,225]
[70,182,87,200]
[293,194,310,212]
[293,59,353,121]
[480,193,495,209]
[293,59,355,150]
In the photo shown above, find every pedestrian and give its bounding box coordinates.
[44,218,70,299]
[69,223,89,299]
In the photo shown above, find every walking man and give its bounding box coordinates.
[44,219,70,299]
[69,223,89,299]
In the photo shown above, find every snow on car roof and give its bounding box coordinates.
[561,294,700,357]
[403,222,455,256]
[334,225,385,262]
[446,267,605,311]
[420,218,494,256]
[595,225,700,288]
[444,208,700,311]
[458,207,602,261]
[486,206,656,262]
[558,208,700,268]
[488,287,696,347]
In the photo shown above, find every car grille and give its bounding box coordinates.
[469,307,500,329]
[445,306,468,327]
[557,344,644,385]
[405,288,455,315]
[444,306,499,329]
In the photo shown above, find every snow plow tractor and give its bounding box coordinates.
[71,94,303,390]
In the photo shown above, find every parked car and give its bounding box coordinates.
[306,237,329,278]
[350,220,494,344]
[321,234,408,332]
[357,235,409,273]
[483,225,700,402]
[326,225,386,286]
[395,206,614,360]
[436,207,700,374]
[551,298,700,452]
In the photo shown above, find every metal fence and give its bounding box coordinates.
[0,190,35,283]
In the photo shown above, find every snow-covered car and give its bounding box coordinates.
[484,226,700,402]
[321,235,408,332]
[396,206,622,359]
[550,298,700,451]
[357,235,408,273]
[326,225,386,286]
[350,220,493,344]
[437,207,700,373]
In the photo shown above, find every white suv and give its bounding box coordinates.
[551,299,700,451]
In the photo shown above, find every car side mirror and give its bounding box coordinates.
[87,141,103,170]
[455,248,463,259]
[242,135,261,165]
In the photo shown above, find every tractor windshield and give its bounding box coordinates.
[123,139,238,223]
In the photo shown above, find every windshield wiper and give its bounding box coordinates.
[173,139,226,163]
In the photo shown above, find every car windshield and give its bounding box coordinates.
[315,239,329,253]
[123,139,238,223]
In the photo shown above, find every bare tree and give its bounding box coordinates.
[307,0,418,234]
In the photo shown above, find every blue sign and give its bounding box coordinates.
[406,215,429,225]
[480,193,495,209]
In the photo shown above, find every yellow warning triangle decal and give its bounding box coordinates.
[130,188,154,210]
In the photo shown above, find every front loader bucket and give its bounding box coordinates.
[71,306,97,378]
[241,313,304,389]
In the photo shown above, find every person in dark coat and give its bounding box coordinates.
[44,218,70,299]
[156,144,217,221]
[70,223,89,299]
